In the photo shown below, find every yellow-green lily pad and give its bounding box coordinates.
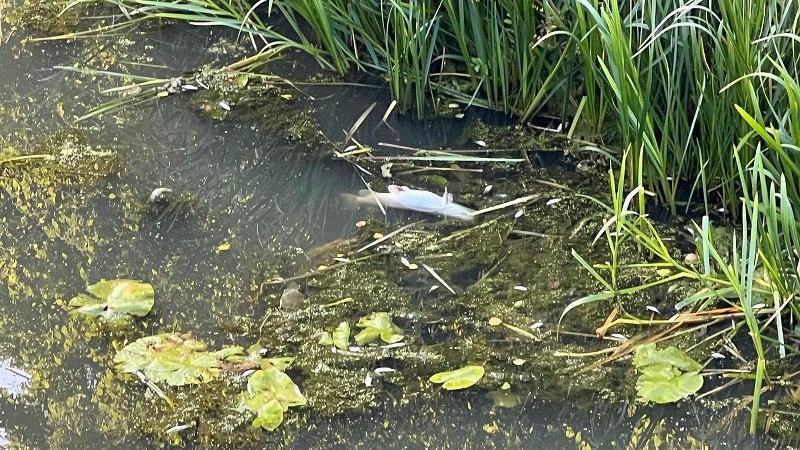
[243,367,306,431]
[354,312,404,345]
[113,333,243,386]
[633,343,703,403]
[68,279,154,321]
[332,321,350,350]
[430,365,485,390]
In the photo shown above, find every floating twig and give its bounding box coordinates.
[422,264,456,294]
[471,194,542,217]
[356,222,420,253]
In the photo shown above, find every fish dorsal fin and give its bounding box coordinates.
[442,187,453,204]
[387,185,402,193]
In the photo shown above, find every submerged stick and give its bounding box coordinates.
[356,222,420,253]
[261,254,382,287]
[470,194,542,217]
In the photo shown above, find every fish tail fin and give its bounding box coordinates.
[339,193,362,209]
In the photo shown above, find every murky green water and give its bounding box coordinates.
[0,10,791,450]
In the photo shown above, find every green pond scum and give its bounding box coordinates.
[1,2,798,449]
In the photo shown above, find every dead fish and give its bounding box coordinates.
[279,282,305,310]
[341,185,475,222]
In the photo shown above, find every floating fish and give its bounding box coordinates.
[341,185,475,222]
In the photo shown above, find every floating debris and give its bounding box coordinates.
[513,285,528,292]
[482,185,493,195]
[684,253,699,265]
[165,423,194,434]
[646,305,660,314]
[218,100,231,111]
[279,282,305,310]
[148,187,173,203]
[546,198,561,206]
[355,220,367,227]
[610,333,629,342]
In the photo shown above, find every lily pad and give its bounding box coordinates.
[633,343,703,404]
[243,367,306,431]
[224,343,294,371]
[68,279,154,321]
[332,321,350,350]
[430,365,485,390]
[113,333,243,386]
[354,312,404,346]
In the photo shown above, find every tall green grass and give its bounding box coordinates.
[66,0,573,117]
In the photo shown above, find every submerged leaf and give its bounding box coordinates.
[113,333,243,386]
[243,367,306,431]
[430,365,485,390]
[68,279,154,321]
[633,343,703,403]
[355,312,404,345]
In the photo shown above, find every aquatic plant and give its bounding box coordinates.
[354,312,404,345]
[429,365,484,391]
[68,279,154,321]
[331,321,350,350]
[114,333,244,386]
[633,344,703,404]
[242,367,306,431]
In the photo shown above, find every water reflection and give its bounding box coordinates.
[0,360,29,397]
